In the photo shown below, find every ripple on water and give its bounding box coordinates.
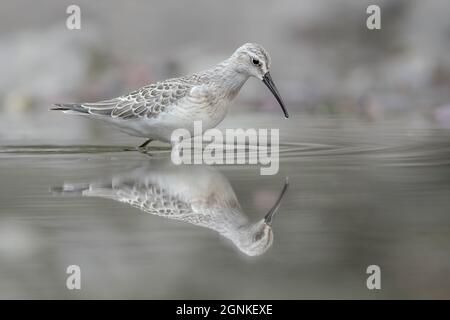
[0,137,449,168]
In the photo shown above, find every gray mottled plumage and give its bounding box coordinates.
[55,78,196,120]
[51,161,286,256]
[52,43,287,145]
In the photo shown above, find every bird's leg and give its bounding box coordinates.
[139,139,153,149]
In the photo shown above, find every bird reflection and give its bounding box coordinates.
[52,161,288,256]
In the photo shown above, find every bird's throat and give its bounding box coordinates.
[217,67,249,101]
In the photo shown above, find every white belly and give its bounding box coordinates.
[105,100,230,142]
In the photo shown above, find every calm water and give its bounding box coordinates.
[0,116,449,299]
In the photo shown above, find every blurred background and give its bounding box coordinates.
[1,0,450,142]
[0,0,450,299]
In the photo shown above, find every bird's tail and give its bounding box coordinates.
[50,182,90,197]
[51,182,116,198]
[50,103,88,114]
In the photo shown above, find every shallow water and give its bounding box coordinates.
[0,116,450,299]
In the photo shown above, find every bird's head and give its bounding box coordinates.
[230,43,289,118]
[235,220,274,257]
[232,177,289,257]
[231,43,271,80]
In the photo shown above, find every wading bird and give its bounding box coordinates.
[52,43,288,148]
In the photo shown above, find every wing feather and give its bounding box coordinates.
[76,78,196,120]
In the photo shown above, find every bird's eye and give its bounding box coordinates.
[254,231,264,241]
[252,58,260,66]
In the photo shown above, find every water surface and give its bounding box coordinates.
[1,116,449,299]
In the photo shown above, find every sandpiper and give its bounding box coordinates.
[51,160,289,256]
[52,43,289,148]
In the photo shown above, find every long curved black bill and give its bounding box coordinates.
[262,72,289,118]
[264,177,289,226]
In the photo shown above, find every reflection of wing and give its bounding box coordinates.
[71,181,193,218]
[106,182,239,227]
[56,179,221,226]
[54,78,196,119]
[114,183,193,217]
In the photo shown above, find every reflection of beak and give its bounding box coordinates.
[262,72,289,118]
[264,177,289,226]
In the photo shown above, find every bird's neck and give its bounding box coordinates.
[209,60,250,100]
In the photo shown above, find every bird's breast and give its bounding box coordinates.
[176,92,230,129]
